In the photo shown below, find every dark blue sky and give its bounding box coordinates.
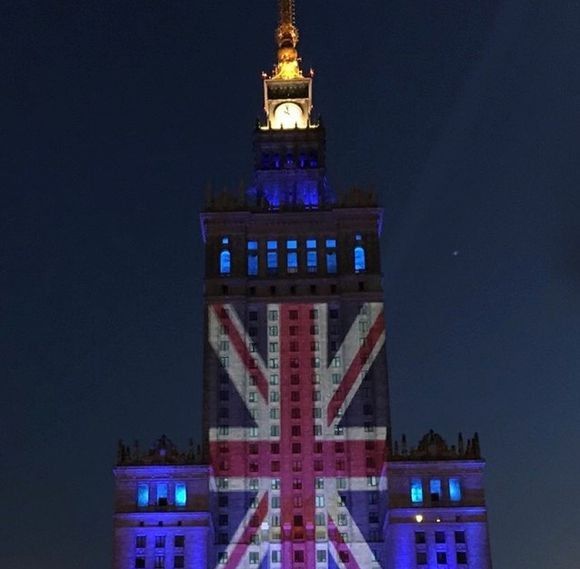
[2,1,579,568]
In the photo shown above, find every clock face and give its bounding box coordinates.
[274,102,303,129]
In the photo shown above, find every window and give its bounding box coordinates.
[306,239,317,272]
[271,550,281,562]
[454,531,466,544]
[267,240,278,272]
[249,479,259,490]
[271,496,280,508]
[136,535,146,548]
[137,483,149,507]
[219,249,231,275]
[219,514,228,526]
[135,558,146,568]
[436,552,447,564]
[410,478,423,503]
[294,551,304,562]
[317,550,327,562]
[315,495,325,507]
[416,552,427,565]
[155,535,166,548]
[154,555,165,568]
[354,245,366,272]
[249,551,260,564]
[174,555,184,568]
[157,483,168,506]
[174,483,187,507]
[218,552,228,564]
[326,238,337,273]
[430,479,442,502]
[449,478,462,502]
[247,241,258,276]
[457,552,468,565]
[435,531,446,543]
[286,239,298,272]
[415,531,426,544]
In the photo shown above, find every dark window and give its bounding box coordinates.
[135,558,146,569]
[435,531,446,543]
[174,555,184,569]
[135,536,146,548]
[457,552,468,564]
[416,552,427,565]
[294,550,304,562]
[455,531,466,544]
[415,532,426,544]
[436,552,447,564]
[174,535,185,548]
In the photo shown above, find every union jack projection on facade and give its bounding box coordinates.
[206,300,389,568]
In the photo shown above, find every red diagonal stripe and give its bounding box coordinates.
[328,516,363,569]
[222,492,269,569]
[327,311,385,426]
[214,303,269,401]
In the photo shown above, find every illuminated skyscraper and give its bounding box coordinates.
[112,2,493,568]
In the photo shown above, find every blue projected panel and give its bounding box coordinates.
[137,483,149,507]
[449,478,462,501]
[410,478,423,503]
[175,483,187,506]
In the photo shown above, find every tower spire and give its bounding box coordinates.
[273,0,302,80]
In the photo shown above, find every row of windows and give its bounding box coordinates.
[135,555,183,569]
[215,475,379,490]
[260,151,318,170]
[416,551,469,565]
[215,423,374,437]
[219,236,367,276]
[410,478,462,504]
[135,535,185,549]
[217,440,377,456]
[137,483,187,508]
[416,531,466,544]
[218,548,370,565]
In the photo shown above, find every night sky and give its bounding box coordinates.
[2,1,579,568]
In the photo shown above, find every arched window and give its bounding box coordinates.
[220,250,231,275]
[354,245,366,272]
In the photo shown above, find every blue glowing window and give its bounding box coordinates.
[430,479,442,501]
[449,478,462,501]
[247,241,258,276]
[326,239,337,248]
[219,250,231,275]
[354,246,366,272]
[287,252,298,272]
[175,483,187,507]
[355,233,362,241]
[221,237,229,245]
[286,240,297,249]
[267,240,277,250]
[326,252,337,274]
[306,239,317,249]
[307,251,317,272]
[267,241,278,270]
[157,482,168,505]
[410,478,423,503]
[137,483,149,507]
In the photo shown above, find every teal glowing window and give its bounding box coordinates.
[430,479,442,501]
[449,478,462,501]
[175,483,187,507]
[410,478,423,503]
[247,241,258,276]
[219,250,231,275]
[137,483,149,507]
[354,245,366,272]
[157,483,168,505]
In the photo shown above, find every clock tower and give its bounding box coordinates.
[249,0,331,209]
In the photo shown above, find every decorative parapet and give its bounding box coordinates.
[390,430,482,461]
[116,434,204,466]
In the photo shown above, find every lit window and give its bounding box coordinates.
[326,238,337,273]
[156,483,168,506]
[267,240,278,272]
[137,483,149,507]
[175,483,187,507]
[430,479,442,502]
[286,240,298,272]
[354,245,366,272]
[410,478,423,503]
[247,241,258,276]
[449,478,462,501]
[219,250,231,275]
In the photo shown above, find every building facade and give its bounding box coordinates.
[112,2,493,568]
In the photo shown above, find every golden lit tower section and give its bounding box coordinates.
[249,0,332,208]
